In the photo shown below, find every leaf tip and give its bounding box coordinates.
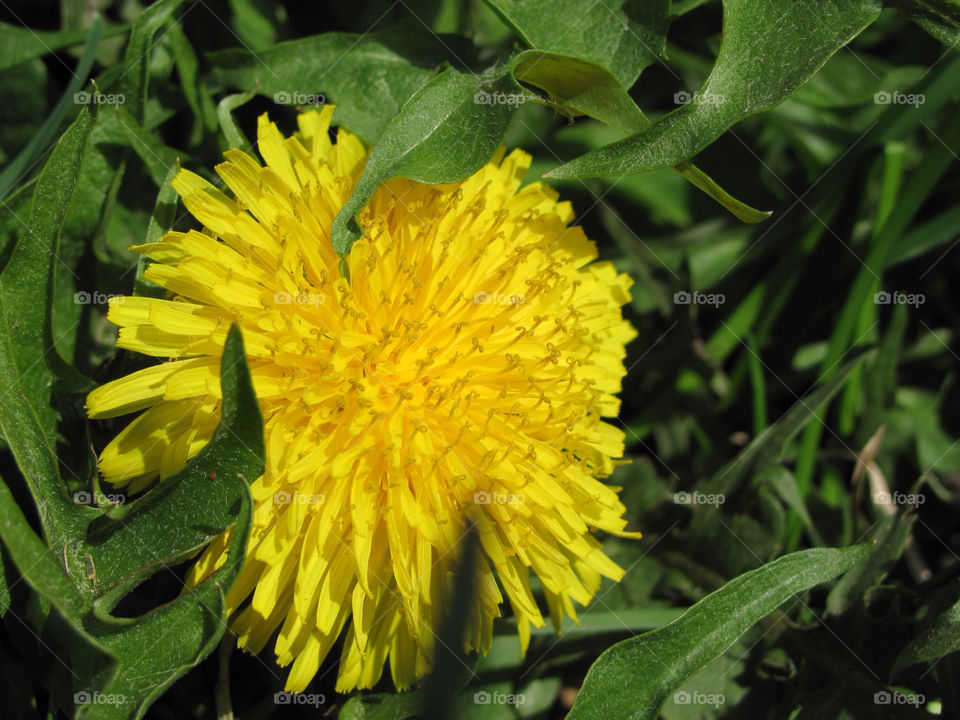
[739,208,774,224]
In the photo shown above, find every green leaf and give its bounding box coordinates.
[513,52,769,222]
[0,21,126,73]
[478,607,686,673]
[134,161,181,299]
[330,66,526,255]
[0,57,49,167]
[0,172,34,265]
[0,326,262,719]
[826,513,914,616]
[516,677,562,718]
[893,593,960,674]
[888,388,960,474]
[793,109,960,511]
[566,545,870,720]
[0,16,102,203]
[891,0,960,44]
[673,162,771,223]
[55,105,178,363]
[512,50,649,133]
[421,528,483,720]
[112,107,180,187]
[208,22,473,144]
[484,0,670,89]
[85,432,256,720]
[766,468,819,543]
[887,204,960,267]
[226,0,281,50]
[0,109,94,543]
[217,89,257,149]
[167,20,217,145]
[497,42,767,222]
[85,325,265,597]
[337,692,424,720]
[546,0,881,178]
[0,473,119,704]
[0,477,89,618]
[699,351,868,498]
[100,0,187,123]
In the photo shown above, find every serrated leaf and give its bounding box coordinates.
[0,109,94,543]
[566,545,870,720]
[85,325,265,597]
[0,478,89,618]
[546,0,881,178]
[0,473,120,708]
[0,180,34,266]
[0,326,263,720]
[208,22,473,144]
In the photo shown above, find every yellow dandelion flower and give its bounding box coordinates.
[86,106,639,693]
